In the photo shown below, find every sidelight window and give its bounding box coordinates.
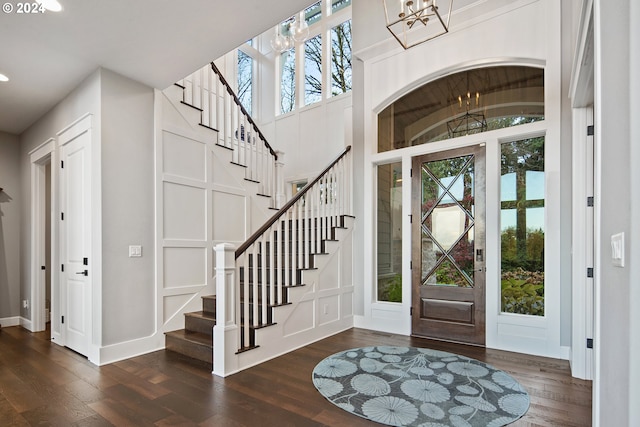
[500,137,545,316]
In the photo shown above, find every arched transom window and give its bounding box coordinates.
[377,66,544,152]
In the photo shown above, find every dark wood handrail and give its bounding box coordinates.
[235,145,352,259]
[210,62,278,160]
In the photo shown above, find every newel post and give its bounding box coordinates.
[213,243,239,377]
[275,150,286,209]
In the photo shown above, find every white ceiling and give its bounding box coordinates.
[0,0,313,135]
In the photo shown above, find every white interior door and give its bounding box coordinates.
[59,118,92,356]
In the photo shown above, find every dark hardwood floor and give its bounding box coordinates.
[0,325,591,426]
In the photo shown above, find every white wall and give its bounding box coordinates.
[100,68,155,346]
[629,1,640,424]
[0,131,21,321]
[19,67,160,363]
[272,95,352,185]
[20,70,101,339]
[594,0,634,424]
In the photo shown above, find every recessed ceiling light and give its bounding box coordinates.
[0,73,9,82]
[37,0,62,12]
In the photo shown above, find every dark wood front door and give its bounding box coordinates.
[411,145,486,345]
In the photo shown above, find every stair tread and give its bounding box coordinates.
[165,329,212,347]
[180,100,203,111]
[185,310,215,321]
[198,123,218,132]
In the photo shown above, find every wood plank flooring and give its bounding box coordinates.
[0,326,592,426]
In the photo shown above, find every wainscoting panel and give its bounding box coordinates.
[162,131,206,181]
[317,250,340,291]
[162,182,206,241]
[212,189,246,242]
[283,300,315,336]
[318,294,340,326]
[163,247,207,288]
[163,294,194,323]
[212,149,245,189]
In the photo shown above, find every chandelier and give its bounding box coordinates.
[382,0,453,49]
[447,91,487,138]
[270,12,310,54]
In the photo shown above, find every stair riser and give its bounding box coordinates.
[166,335,212,364]
[202,296,216,316]
[185,315,216,336]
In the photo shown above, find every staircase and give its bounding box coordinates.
[161,61,355,373]
[161,60,280,365]
[237,213,354,352]
[165,295,216,364]
[213,146,354,376]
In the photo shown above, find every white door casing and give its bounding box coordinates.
[59,116,92,357]
[29,139,55,333]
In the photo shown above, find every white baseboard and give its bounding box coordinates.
[0,316,21,327]
[560,345,571,360]
[94,332,166,366]
[20,317,33,331]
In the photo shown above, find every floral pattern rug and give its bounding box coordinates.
[312,346,529,427]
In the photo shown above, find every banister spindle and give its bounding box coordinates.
[309,186,315,256]
[300,196,311,268]
[260,236,267,325]
[283,213,290,290]
[195,67,203,110]
[243,251,250,348]
[291,204,297,290]
[226,90,233,152]
[278,219,284,304]
[297,199,303,275]
[269,227,275,308]
[252,244,258,330]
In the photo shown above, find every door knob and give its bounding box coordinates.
[76,270,88,276]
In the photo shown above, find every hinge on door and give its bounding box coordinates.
[61,212,64,221]
[61,160,64,168]
[587,125,594,136]
[587,338,593,349]
[587,267,594,278]
[410,261,412,269]
[410,307,413,316]
[409,214,412,224]
[61,264,64,272]
[61,316,64,324]
[410,168,413,177]
[587,196,594,207]
[41,266,45,270]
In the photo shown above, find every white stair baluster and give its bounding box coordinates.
[252,244,259,331]
[261,235,267,325]
[243,251,250,348]
[269,227,275,309]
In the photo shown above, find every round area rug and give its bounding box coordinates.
[312,346,529,427]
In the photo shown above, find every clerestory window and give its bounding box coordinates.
[274,0,352,115]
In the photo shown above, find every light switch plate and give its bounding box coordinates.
[611,232,624,267]
[129,245,142,257]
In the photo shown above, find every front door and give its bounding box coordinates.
[59,117,92,356]
[412,145,486,345]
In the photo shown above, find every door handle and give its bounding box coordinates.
[76,270,88,276]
